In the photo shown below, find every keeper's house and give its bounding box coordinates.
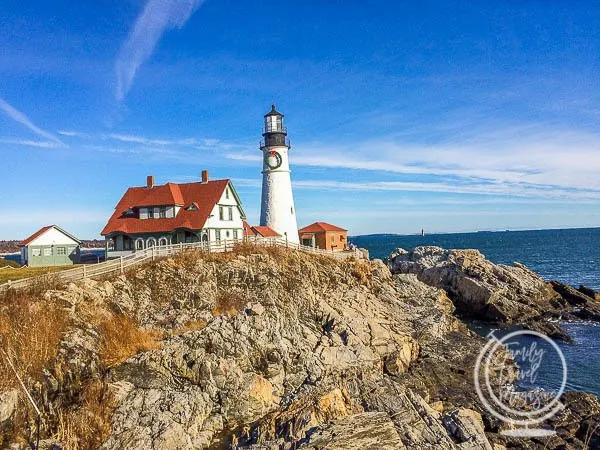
[101,171,246,256]
[298,222,348,252]
[19,225,81,267]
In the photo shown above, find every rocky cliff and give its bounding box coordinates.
[0,244,598,449]
[387,246,600,341]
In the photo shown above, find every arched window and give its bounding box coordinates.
[201,233,209,242]
[135,239,145,250]
[147,238,156,248]
[158,237,168,246]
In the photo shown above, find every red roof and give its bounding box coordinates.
[19,225,81,246]
[251,226,281,237]
[242,222,281,237]
[102,179,231,236]
[243,221,256,237]
[19,225,54,246]
[298,222,347,233]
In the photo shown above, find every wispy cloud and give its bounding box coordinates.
[0,97,63,144]
[57,130,87,137]
[0,139,65,149]
[115,0,205,102]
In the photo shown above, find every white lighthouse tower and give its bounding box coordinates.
[259,105,299,244]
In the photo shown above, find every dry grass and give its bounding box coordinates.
[0,287,70,391]
[351,259,372,285]
[97,315,163,368]
[168,319,208,336]
[211,291,247,318]
[55,381,116,450]
[0,265,80,284]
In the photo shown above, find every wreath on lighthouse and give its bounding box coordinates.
[264,150,282,170]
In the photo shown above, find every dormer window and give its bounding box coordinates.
[123,208,135,217]
[187,203,199,211]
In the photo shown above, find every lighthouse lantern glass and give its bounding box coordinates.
[265,115,283,133]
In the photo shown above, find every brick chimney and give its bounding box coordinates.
[201,170,209,183]
[146,175,154,188]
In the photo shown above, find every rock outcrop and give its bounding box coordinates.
[1,245,598,449]
[387,246,600,341]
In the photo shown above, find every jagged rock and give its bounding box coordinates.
[3,246,599,450]
[386,247,579,341]
[387,247,561,323]
[246,302,265,316]
[299,412,405,449]
[0,389,18,425]
[442,408,493,450]
[551,281,593,306]
[577,285,600,301]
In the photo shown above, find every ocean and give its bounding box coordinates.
[350,227,600,397]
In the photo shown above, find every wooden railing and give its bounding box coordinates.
[0,237,359,291]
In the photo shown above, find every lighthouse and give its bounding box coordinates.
[259,105,299,244]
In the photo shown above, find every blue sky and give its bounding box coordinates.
[1,0,600,239]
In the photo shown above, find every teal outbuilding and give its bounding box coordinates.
[19,225,81,267]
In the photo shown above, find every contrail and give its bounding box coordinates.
[115,0,205,102]
[0,97,62,143]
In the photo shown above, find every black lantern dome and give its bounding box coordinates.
[262,104,289,148]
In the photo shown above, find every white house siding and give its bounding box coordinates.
[204,183,244,241]
[27,227,79,247]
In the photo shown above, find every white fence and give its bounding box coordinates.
[0,237,359,291]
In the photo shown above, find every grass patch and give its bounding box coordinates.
[0,265,81,284]
[0,258,20,268]
[212,291,247,318]
[98,315,163,368]
[0,287,70,392]
[351,259,372,285]
[55,381,116,450]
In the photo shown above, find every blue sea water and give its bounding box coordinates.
[350,227,600,290]
[350,228,600,397]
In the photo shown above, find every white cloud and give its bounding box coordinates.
[0,139,64,148]
[57,130,87,137]
[115,0,205,102]
[0,97,63,144]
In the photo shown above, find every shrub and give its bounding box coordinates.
[351,259,372,285]
[97,315,162,368]
[56,381,115,450]
[0,289,70,391]
[211,291,247,318]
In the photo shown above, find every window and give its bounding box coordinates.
[215,230,221,241]
[148,208,154,219]
[226,230,230,238]
[225,188,230,199]
[228,206,233,221]
[44,247,52,256]
[291,207,294,215]
[331,235,335,244]
[136,239,145,250]
[340,235,345,241]
[219,206,224,221]
[233,229,238,239]
[68,246,76,254]
[159,207,166,218]
[32,248,41,257]
[57,247,66,255]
